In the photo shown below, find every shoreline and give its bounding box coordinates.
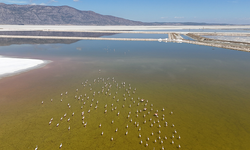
[0,55,51,79]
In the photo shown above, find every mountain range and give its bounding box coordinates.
[0,3,144,25]
[0,3,229,25]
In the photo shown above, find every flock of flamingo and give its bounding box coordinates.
[40,76,181,149]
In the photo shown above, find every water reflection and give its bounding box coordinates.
[102,33,169,39]
[0,31,116,37]
[0,31,116,46]
[0,38,79,46]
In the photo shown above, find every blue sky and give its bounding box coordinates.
[1,0,250,24]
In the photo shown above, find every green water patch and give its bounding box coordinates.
[9,77,180,150]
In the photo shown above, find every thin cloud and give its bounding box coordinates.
[48,0,57,3]
[73,0,79,2]
[29,0,35,4]
[30,2,46,5]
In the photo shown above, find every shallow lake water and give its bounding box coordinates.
[0,37,250,150]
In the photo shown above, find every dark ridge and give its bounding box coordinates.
[0,3,143,25]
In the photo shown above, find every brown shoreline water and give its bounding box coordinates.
[0,40,250,150]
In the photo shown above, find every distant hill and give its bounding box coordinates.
[0,3,230,26]
[0,3,144,25]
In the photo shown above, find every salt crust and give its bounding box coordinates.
[0,55,47,79]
